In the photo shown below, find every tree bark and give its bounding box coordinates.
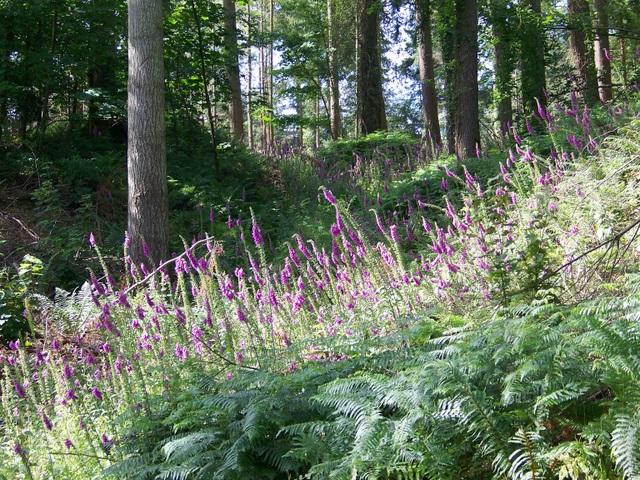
[327,0,341,140]
[568,0,598,105]
[189,0,219,176]
[593,0,612,102]
[246,1,254,149]
[490,0,513,136]
[224,0,245,141]
[454,0,479,160]
[520,0,546,116]
[127,0,169,266]
[415,0,441,147]
[356,0,387,135]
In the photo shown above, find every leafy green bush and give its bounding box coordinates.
[0,255,42,341]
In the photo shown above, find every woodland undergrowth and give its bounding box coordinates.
[1,94,640,479]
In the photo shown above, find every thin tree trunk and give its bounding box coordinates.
[246,1,254,149]
[415,0,441,147]
[520,0,546,116]
[268,0,274,145]
[224,0,244,141]
[315,95,320,148]
[39,6,58,143]
[454,0,479,160]
[568,0,598,105]
[127,0,169,266]
[327,0,341,140]
[593,0,612,102]
[490,0,513,136]
[354,0,360,137]
[189,0,219,176]
[356,0,387,135]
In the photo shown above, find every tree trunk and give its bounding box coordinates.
[490,0,513,136]
[520,0,546,116]
[415,0,441,147]
[327,0,341,140]
[127,0,169,266]
[568,0,598,105]
[224,0,244,141]
[356,0,387,135]
[454,0,479,160]
[246,1,254,149]
[39,7,58,142]
[593,0,612,102]
[189,0,219,176]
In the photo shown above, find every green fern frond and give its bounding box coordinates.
[611,407,640,479]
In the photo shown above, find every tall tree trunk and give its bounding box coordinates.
[490,0,513,136]
[327,0,341,140]
[438,3,456,154]
[0,22,10,143]
[356,0,387,135]
[127,0,169,266]
[520,0,546,116]
[568,0,598,105]
[354,0,360,137]
[593,0,612,102]
[268,0,274,145]
[246,1,254,149]
[39,6,58,143]
[189,0,219,176]
[454,0,479,160]
[315,95,320,148]
[415,0,441,147]
[224,0,244,141]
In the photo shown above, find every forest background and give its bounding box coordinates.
[1,0,640,478]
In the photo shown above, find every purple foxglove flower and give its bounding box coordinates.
[237,306,247,323]
[66,389,77,400]
[440,178,449,190]
[174,307,186,324]
[64,439,73,449]
[251,218,264,246]
[389,224,399,242]
[322,188,337,205]
[89,233,96,246]
[288,245,301,267]
[92,387,103,402]
[142,239,150,258]
[13,379,26,399]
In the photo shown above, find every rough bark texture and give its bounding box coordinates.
[356,0,387,135]
[568,0,598,105]
[224,0,244,141]
[454,0,480,160]
[127,0,169,266]
[520,0,546,115]
[593,0,612,102]
[415,0,441,147]
[327,0,341,140]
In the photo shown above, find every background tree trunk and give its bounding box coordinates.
[224,0,245,141]
[454,0,479,160]
[356,0,387,135]
[490,0,513,136]
[593,0,612,103]
[416,0,441,147]
[327,0,341,140]
[127,0,169,266]
[520,0,546,116]
[568,0,598,105]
